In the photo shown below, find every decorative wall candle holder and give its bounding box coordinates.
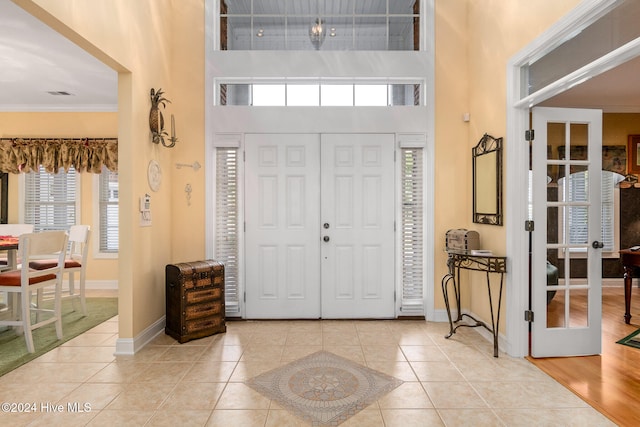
[149,88,177,148]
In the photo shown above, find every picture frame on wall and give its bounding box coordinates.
[556,145,627,180]
[628,135,640,174]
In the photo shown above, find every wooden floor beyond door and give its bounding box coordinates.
[528,286,640,427]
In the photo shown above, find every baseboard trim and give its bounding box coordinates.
[432,308,507,353]
[432,308,456,323]
[603,278,624,287]
[461,309,507,354]
[83,280,118,290]
[114,315,165,356]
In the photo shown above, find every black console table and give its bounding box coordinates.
[441,250,507,357]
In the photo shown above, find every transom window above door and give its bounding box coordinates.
[219,0,420,51]
[219,82,421,106]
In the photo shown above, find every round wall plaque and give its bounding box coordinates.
[147,160,162,192]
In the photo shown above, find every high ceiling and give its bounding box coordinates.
[0,0,639,113]
[539,55,640,112]
[0,0,117,112]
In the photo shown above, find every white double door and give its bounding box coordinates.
[245,133,395,319]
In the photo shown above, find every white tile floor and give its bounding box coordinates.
[0,307,615,426]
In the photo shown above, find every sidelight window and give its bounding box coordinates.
[400,147,424,314]
[214,147,240,315]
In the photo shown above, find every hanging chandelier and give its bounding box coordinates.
[309,18,326,50]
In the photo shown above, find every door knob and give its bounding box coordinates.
[323,236,330,242]
[592,241,604,249]
[323,223,330,229]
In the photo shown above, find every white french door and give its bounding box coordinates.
[244,133,395,319]
[531,107,603,357]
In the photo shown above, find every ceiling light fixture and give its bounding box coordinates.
[309,18,326,50]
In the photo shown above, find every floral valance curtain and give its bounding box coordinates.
[0,138,118,173]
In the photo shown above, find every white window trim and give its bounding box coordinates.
[212,134,243,317]
[396,133,427,316]
[216,80,425,107]
[18,168,81,227]
[92,173,118,259]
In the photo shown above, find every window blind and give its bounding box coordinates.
[24,166,77,232]
[215,148,240,315]
[99,166,119,252]
[560,170,622,252]
[400,148,424,314]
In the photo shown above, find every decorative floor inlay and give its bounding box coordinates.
[245,350,403,426]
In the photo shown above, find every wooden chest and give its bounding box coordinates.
[165,260,226,343]
[445,229,480,252]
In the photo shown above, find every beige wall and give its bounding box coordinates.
[0,112,118,282]
[432,0,583,328]
[461,0,582,329]
[604,114,640,151]
[433,0,472,310]
[16,0,179,340]
[7,0,594,342]
[168,1,207,263]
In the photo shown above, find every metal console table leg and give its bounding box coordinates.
[441,251,507,358]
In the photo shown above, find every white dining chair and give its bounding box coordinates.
[32,225,91,316]
[0,231,68,353]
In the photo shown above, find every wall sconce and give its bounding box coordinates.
[149,88,177,148]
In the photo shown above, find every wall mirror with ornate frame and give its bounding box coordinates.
[473,133,503,226]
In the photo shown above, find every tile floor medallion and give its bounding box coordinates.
[246,350,403,426]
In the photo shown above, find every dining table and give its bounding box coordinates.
[0,235,19,270]
[0,236,19,325]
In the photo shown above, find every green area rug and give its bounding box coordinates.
[617,328,640,349]
[0,297,117,377]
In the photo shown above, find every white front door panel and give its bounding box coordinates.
[245,134,321,318]
[245,133,395,319]
[321,134,396,318]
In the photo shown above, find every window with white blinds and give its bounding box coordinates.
[98,166,118,253]
[215,148,240,315]
[400,147,424,314]
[558,170,623,257]
[24,166,78,231]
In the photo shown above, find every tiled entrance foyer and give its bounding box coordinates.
[0,316,613,426]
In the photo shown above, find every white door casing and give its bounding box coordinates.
[531,107,602,357]
[244,133,395,319]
